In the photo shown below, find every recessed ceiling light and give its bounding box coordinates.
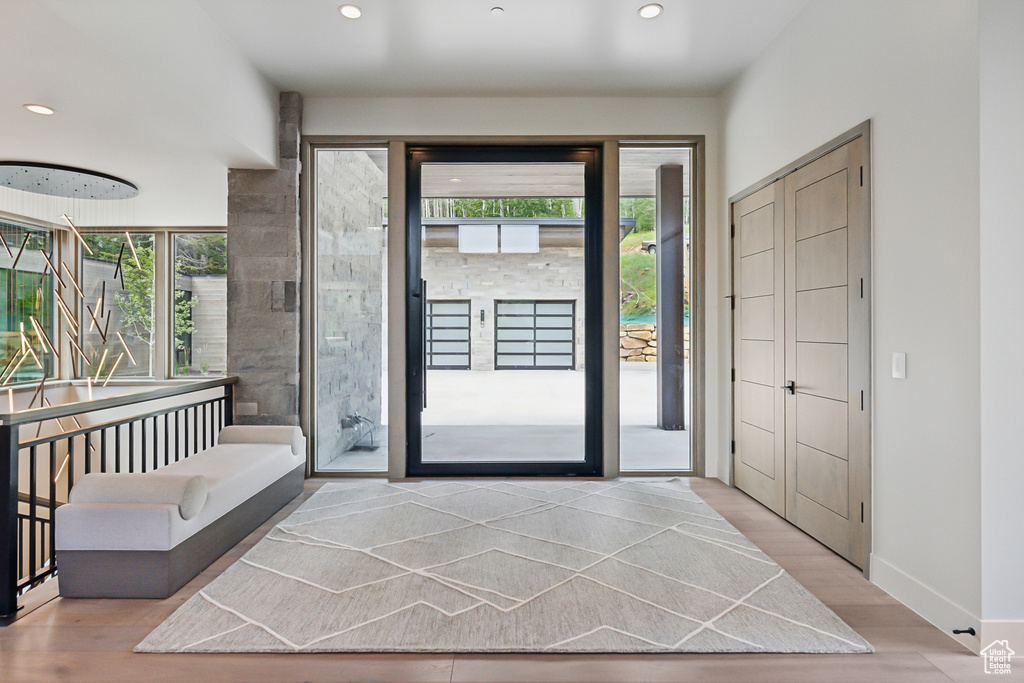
[638,3,663,19]
[450,178,462,183]
[338,4,362,19]
[24,104,55,116]
[491,6,504,16]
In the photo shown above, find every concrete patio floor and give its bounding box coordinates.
[319,363,690,472]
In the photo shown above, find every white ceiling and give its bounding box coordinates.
[197,0,807,97]
[0,0,807,226]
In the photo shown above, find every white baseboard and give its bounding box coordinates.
[870,553,980,653]
[982,621,1024,652]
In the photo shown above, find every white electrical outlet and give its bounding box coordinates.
[892,352,906,379]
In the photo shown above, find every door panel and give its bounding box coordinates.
[795,228,848,291]
[740,203,775,256]
[796,287,848,343]
[796,393,849,460]
[784,136,868,567]
[739,421,776,478]
[741,296,774,340]
[740,339,775,386]
[796,341,848,402]
[795,443,849,517]
[494,299,575,370]
[794,170,848,240]
[740,250,775,298]
[732,181,786,515]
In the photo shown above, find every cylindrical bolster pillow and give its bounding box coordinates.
[217,425,304,456]
[68,473,208,520]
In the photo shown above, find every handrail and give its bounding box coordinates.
[18,395,225,449]
[0,376,238,427]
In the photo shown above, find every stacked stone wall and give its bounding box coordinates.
[619,324,689,362]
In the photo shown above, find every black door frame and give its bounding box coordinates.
[405,145,603,477]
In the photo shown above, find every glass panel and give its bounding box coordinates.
[431,302,469,315]
[495,316,533,328]
[536,328,572,341]
[432,328,468,341]
[495,302,533,315]
[420,162,586,463]
[81,233,156,378]
[619,146,693,472]
[536,342,572,353]
[536,355,573,366]
[496,341,534,353]
[535,302,573,315]
[172,234,227,377]
[0,221,55,385]
[496,328,532,341]
[314,148,388,472]
[431,341,467,354]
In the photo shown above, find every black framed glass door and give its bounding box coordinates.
[406,146,603,477]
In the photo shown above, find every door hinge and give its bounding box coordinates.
[730,224,736,238]
[860,502,864,523]
[860,166,864,187]
[860,390,864,411]
[731,440,736,454]
[729,296,736,310]
[731,368,736,382]
[860,278,864,299]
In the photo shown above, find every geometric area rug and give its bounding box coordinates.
[136,479,872,654]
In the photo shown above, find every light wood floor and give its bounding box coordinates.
[0,478,994,683]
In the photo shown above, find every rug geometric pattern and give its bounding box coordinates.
[136,479,872,654]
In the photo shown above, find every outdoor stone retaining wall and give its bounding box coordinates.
[620,324,657,362]
[619,324,688,362]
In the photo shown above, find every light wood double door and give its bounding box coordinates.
[732,136,870,569]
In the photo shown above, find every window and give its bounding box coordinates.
[0,221,55,385]
[172,234,227,377]
[81,233,156,378]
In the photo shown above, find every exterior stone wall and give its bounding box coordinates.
[422,246,585,370]
[618,324,689,362]
[314,150,386,462]
[226,92,302,425]
[620,323,657,362]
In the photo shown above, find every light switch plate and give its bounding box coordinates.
[892,352,906,379]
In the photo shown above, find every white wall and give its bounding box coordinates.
[979,0,1024,645]
[720,0,982,645]
[304,96,727,477]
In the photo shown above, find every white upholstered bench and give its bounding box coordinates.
[55,425,305,599]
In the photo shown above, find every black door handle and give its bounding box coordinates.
[780,380,795,394]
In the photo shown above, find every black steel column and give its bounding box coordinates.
[1,423,19,618]
[656,165,686,430]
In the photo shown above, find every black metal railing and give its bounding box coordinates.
[1,376,236,618]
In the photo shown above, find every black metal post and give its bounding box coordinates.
[1,424,20,618]
[224,383,234,427]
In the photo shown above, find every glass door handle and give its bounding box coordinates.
[780,380,795,394]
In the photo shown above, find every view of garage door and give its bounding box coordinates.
[494,300,576,370]
[426,300,471,369]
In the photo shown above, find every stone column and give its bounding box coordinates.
[656,164,686,430]
[226,92,302,425]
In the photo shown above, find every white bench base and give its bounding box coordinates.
[57,464,303,599]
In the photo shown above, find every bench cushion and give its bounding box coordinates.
[56,442,303,552]
[217,425,304,456]
[69,473,208,520]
